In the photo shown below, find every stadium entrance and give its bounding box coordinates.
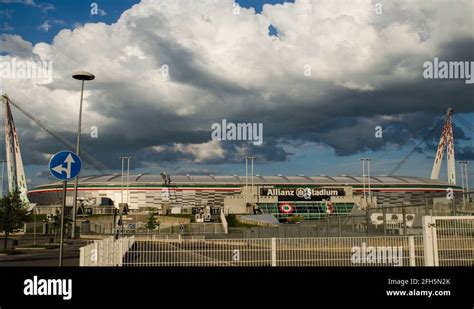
[224,185,363,221]
[258,201,355,221]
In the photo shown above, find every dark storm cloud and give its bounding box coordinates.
[17,48,474,172]
[145,35,254,96]
[127,139,289,166]
[0,34,35,58]
[457,146,474,161]
[439,37,474,63]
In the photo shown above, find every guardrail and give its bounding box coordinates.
[120,235,423,267]
[220,211,228,234]
[79,216,474,267]
[81,235,423,267]
[82,222,224,235]
[79,236,135,266]
[423,216,474,266]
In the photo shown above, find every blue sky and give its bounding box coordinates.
[1,0,141,44]
[0,0,472,187]
[1,0,293,44]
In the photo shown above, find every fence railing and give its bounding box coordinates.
[423,216,474,266]
[81,235,423,267]
[83,222,224,235]
[220,211,228,234]
[79,236,135,266]
[78,204,473,238]
[79,216,474,267]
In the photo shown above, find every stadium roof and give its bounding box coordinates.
[41,174,455,187]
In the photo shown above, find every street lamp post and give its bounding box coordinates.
[244,156,256,205]
[250,157,255,204]
[119,156,131,235]
[459,161,466,208]
[127,157,131,206]
[360,158,372,235]
[121,157,125,204]
[71,71,95,239]
[366,158,372,205]
[465,163,470,204]
[359,158,366,206]
[33,206,38,246]
[244,157,248,205]
[459,161,469,209]
[359,158,372,205]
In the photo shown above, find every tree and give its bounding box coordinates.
[146,212,159,231]
[0,191,28,250]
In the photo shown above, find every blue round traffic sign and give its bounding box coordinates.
[49,150,82,181]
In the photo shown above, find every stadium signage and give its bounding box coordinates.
[261,187,345,201]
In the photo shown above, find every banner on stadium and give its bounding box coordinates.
[261,187,345,201]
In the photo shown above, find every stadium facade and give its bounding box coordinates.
[3,94,466,221]
[28,174,462,220]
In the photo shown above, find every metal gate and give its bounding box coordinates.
[423,216,474,266]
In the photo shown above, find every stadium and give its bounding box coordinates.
[27,174,462,221]
[1,94,468,222]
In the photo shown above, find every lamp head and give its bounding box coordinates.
[72,71,95,81]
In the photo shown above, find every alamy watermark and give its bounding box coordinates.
[211,119,263,146]
[0,58,53,82]
[24,276,72,300]
[423,57,474,84]
[351,242,403,266]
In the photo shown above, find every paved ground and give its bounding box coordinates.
[0,243,83,266]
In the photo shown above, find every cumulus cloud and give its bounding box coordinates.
[0,22,14,32]
[0,34,35,58]
[37,19,64,32]
[0,0,473,176]
[174,141,224,163]
[37,20,51,32]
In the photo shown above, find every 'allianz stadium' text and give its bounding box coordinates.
[263,188,339,197]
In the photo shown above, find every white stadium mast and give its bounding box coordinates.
[431,108,456,184]
[2,94,30,206]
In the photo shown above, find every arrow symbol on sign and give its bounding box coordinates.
[52,154,75,179]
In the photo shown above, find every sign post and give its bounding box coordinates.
[59,181,67,266]
[49,150,82,267]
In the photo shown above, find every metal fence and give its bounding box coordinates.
[79,216,474,267]
[423,216,474,266]
[78,203,463,238]
[226,217,415,239]
[80,235,423,267]
[225,204,474,239]
[79,236,135,266]
[274,236,424,267]
[84,222,224,235]
[220,210,228,234]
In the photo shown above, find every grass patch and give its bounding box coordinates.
[26,214,47,222]
[163,214,193,222]
[164,214,192,218]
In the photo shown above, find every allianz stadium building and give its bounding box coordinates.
[28,174,462,221]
